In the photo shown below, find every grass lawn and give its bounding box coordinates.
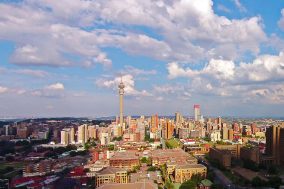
[0,162,24,169]
[166,138,181,149]
[0,162,24,179]
[173,183,181,189]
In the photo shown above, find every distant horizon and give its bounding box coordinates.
[1,115,283,121]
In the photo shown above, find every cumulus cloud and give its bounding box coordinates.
[0,0,267,67]
[45,83,65,90]
[167,52,284,102]
[96,74,152,97]
[168,52,284,83]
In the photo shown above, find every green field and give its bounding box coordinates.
[166,138,181,149]
[0,162,24,169]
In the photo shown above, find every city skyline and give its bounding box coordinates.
[0,0,284,117]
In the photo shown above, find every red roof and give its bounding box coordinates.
[12,177,43,187]
[69,166,86,177]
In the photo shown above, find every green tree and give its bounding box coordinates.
[267,165,279,175]
[108,144,115,151]
[267,176,282,188]
[165,181,174,189]
[179,180,196,189]
[242,159,259,171]
[112,136,123,141]
[251,177,265,187]
[147,166,157,172]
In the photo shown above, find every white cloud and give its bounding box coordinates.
[278,9,284,31]
[167,52,284,102]
[14,69,49,78]
[46,83,65,90]
[0,67,49,78]
[96,74,152,97]
[233,0,247,12]
[168,52,284,83]
[0,86,8,94]
[123,66,157,76]
[0,0,267,67]
[217,4,231,13]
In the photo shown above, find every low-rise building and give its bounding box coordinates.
[209,147,231,168]
[109,151,140,170]
[174,164,207,183]
[97,181,157,189]
[151,149,197,166]
[240,146,260,164]
[215,144,242,159]
[95,167,128,188]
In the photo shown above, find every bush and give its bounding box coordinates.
[251,177,266,187]
[147,166,157,171]
[267,176,282,188]
[242,159,259,171]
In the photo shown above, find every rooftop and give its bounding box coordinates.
[97,167,127,175]
[175,163,206,169]
[97,181,157,189]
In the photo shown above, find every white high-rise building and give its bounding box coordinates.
[101,132,109,145]
[4,125,9,136]
[70,127,75,144]
[194,104,201,121]
[210,130,221,142]
[61,130,69,145]
[78,124,86,144]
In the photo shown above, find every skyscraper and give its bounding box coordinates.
[265,124,284,165]
[4,125,9,136]
[194,104,201,121]
[175,112,184,127]
[61,129,69,145]
[70,127,75,144]
[150,114,158,133]
[78,124,88,144]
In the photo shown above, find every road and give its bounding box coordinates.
[197,156,235,189]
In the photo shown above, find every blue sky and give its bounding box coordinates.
[0,0,284,118]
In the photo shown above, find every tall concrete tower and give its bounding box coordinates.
[118,79,125,128]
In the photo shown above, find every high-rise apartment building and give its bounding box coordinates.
[70,127,75,143]
[165,120,174,139]
[101,132,110,145]
[4,125,9,136]
[17,126,29,138]
[60,128,75,145]
[228,129,234,141]
[150,114,159,133]
[78,124,89,144]
[233,123,239,132]
[194,105,201,121]
[265,124,284,165]
[251,123,257,135]
[222,127,228,140]
[175,112,184,127]
[88,125,97,139]
[61,130,69,145]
